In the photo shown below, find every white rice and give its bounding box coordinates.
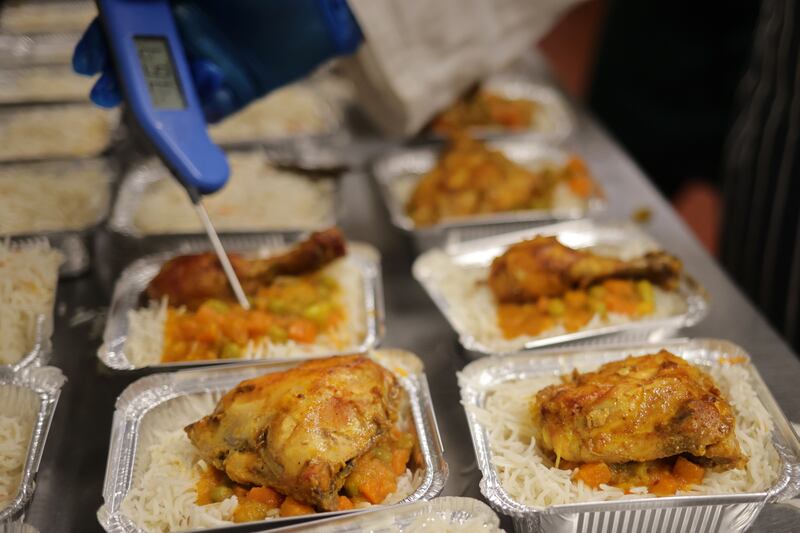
[122,391,421,533]
[419,250,686,352]
[0,65,92,104]
[0,0,96,34]
[0,159,110,235]
[124,258,366,367]
[0,105,116,162]
[463,363,781,507]
[0,240,62,364]
[132,151,334,234]
[209,84,331,145]
[0,414,29,508]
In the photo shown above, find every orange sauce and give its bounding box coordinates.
[162,273,344,362]
[498,279,656,339]
[194,427,417,523]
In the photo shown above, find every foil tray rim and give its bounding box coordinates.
[97,350,449,532]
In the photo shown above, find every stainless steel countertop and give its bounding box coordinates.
[23,98,800,532]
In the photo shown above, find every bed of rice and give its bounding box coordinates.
[464,362,781,507]
[0,413,30,509]
[0,240,62,365]
[121,389,421,532]
[131,151,334,234]
[124,258,366,367]
[209,84,331,145]
[405,513,503,533]
[0,105,116,162]
[0,159,110,235]
[418,250,687,352]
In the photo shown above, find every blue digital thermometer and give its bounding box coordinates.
[96,0,249,308]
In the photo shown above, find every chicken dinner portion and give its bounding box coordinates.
[530,351,745,469]
[146,227,346,310]
[185,355,410,511]
[489,236,683,303]
[405,135,597,227]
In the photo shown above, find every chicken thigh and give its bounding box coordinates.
[146,227,346,310]
[530,351,744,468]
[185,355,406,511]
[489,236,682,303]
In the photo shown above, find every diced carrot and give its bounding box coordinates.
[673,457,704,485]
[573,463,612,488]
[358,475,396,504]
[650,475,679,496]
[288,319,318,343]
[233,499,270,523]
[196,322,221,343]
[246,311,272,337]
[222,316,249,345]
[233,485,248,499]
[337,495,354,510]
[568,175,594,198]
[247,486,282,508]
[279,496,315,517]
[391,447,412,476]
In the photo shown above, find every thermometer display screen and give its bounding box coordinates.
[134,36,186,109]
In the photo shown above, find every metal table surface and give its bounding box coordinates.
[22,111,800,532]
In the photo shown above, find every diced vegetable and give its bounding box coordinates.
[650,475,679,496]
[210,484,234,502]
[233,499,270,523]
[279,497,315,517]
[573,463,611,488]
[220,342,242,359]
[673,457,704,485]
[247,486,282,508]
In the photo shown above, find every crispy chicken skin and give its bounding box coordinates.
[185,356,406,511]
[530,351,745,468]
[489,236,682,303]
[146,227,346,310]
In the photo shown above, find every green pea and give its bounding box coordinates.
[210,485,234,502]
[303,302,330,325]
[268,299,288,314]
[547,298,566,317]
[221,342,242,359]
[205,299,229,313]
[268,325,288,343]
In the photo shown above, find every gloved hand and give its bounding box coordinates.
[73,0,362,122]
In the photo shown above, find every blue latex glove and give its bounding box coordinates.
[73,0,362,123]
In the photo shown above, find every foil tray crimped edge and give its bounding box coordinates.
[427,80,575,143]
[1,315,51,375]
[457,338,800,533]
[108,152,341,241]
[371,139,606,251]
[0,366,66,522]
[412,220,709,356]
[5,157,118,277]
[97,236,385,371]
[265,496,501,532]
[97,350,449,533]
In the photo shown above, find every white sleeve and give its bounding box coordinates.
[344,0,582,137]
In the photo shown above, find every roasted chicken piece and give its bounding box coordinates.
[530,351,745,468]
[185,355,407,511]
[146,227,346,310]
[489,236,682,303]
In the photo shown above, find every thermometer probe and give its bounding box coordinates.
[96,0,250,309]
